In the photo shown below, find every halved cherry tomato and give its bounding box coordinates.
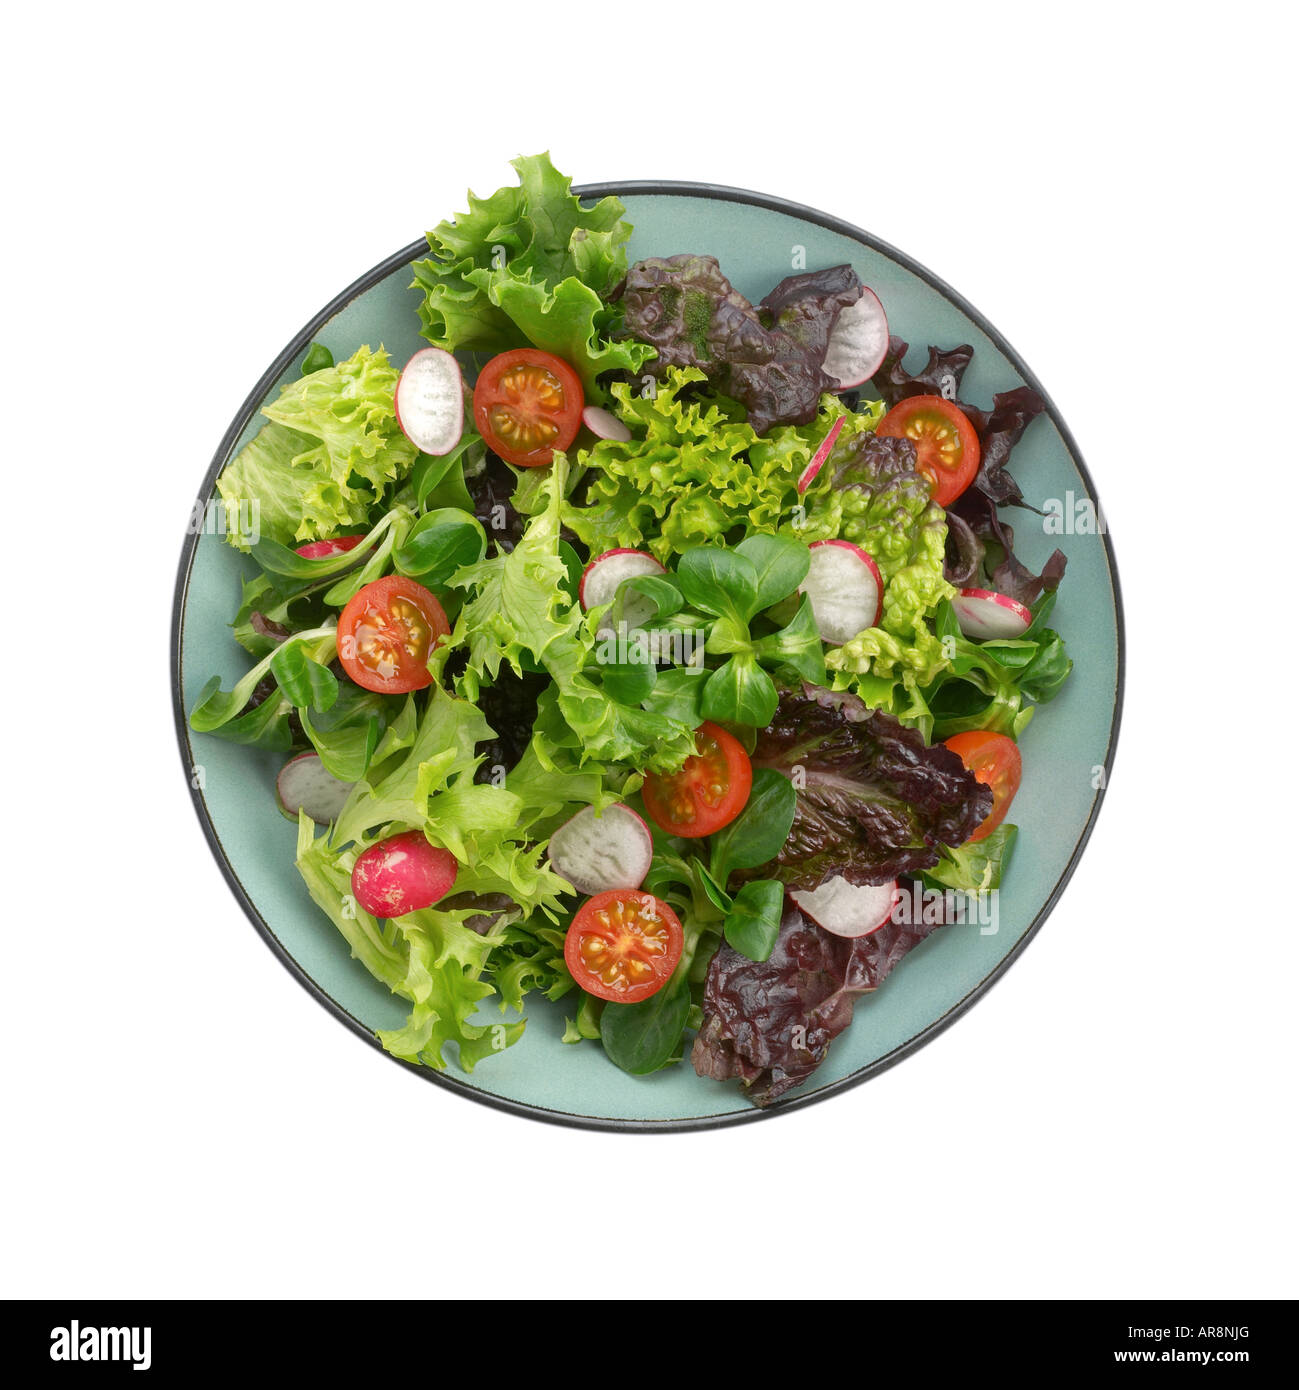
[472,348,584,467]
[564,889,684,1004]
[641,721,753,840]
[877,394,980,507]
[336,575,449,695]
[944,730,1023,843]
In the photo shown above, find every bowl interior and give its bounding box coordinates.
[175,190,1121,1128]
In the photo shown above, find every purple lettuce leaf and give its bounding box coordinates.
[949,494,1068,606]
[747,684,992,890]
[691,892,943,1106]
[618,255,860,433]
[758,264,863,360]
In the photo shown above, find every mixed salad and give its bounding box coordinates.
[190,155,1072,1107]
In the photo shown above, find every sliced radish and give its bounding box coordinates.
[797,415,846,493]
[792,876,897,938]
[953,588,1032,640]
[579,549,667,630]
[803,539,883,644]
[582,404,632,442]
[822,287,889,389]
[294,534,367,560]
[394,347,464,456]
[351,829,457,919]
[276,753,356,826]
[547,803,653,895]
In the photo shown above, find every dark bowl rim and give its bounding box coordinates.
[170,177,1126,1134]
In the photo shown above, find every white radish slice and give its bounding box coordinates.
[803,539,883,644]
[797,415,846,493]
[394,347,464,455]
[583,404,632,442]
[792,877,897,938]
[822,287,889,389]
[953,588,1032,640]
[579,548,667,631]
[276,753,356,826]
[548,803,653,895]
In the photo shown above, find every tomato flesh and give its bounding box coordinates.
[336,576,449,695]
[473,348,584,467]
[565,889,684,1004]
[641,721,753,839]
[944,730,1023,843]
[877,394,980,507]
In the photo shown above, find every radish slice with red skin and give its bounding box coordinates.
[797,415,846,493]
[579,549,667,631]
[792,876,897,938]
[822,287,889,389]
[803,539,883,644]
[351,830,457,919]
[547,803,653,895]
[394,347,464,456]
[294,535,367,560]
[276,753,355,826]
[582,405,632,442]
[953,588,1032,640]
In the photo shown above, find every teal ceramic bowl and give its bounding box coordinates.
[171,183,1124,1130]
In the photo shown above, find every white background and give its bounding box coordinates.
[3,2,1294,1301]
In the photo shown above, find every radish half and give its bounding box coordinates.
[276,753,355,826]
[394,347,464,456]
[351,830,457,919]
[294,534,367,560]
[547,803,653,895]
[953,588,1032,640]
[803,539,883,644]
[582,405,632,442]
[797,415,846,493]
[579,549,667,630]
[822,288,889,389]
[792,876,897,938]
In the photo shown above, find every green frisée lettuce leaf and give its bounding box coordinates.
[800,431,955,727]
[217,347,417,549]
[559,369,769,560]
[330,685,519,860]
[560,373,885,563]
[295,816,529,1072]
[451,456,699,771]
[412,152,652,398]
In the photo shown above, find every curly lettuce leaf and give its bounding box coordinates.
[296,817,528,1072]
[216,346,415,550]
[451,456,698,771]
[412,152,652,398]
[785,431,956,720]
[561,370,880,563]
